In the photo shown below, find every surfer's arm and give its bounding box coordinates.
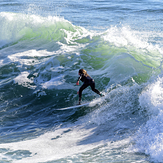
[76,81,79,85]
[76,75,82,85]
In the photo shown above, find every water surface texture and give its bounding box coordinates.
[0,0,163,162]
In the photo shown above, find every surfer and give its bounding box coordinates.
[76,69,104,105]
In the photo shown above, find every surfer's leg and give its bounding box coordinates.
[90,82,103,96]
[78,84,89,104]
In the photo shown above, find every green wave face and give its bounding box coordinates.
[0,12,162,92]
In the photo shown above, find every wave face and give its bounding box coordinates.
[0,8,163,163]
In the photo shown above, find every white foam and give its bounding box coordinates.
[8,50,53,65]
[89,94,106,107]
[42,75,65,89]
[14,71,35,89]
[102,26,162,55]
[139,77,163,115]
[0,125,103,163]
[132,76,163,162]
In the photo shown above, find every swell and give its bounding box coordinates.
[0,12,163,146]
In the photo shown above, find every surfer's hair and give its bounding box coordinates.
[79,69,88,77]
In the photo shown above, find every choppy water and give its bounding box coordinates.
[0,0,163,162]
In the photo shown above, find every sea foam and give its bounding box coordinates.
[133,76,163,162]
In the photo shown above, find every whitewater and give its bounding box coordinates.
[0,0,163,162]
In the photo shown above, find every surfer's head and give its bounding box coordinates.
[79,69,88,76]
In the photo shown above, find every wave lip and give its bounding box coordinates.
[0,12,88,48]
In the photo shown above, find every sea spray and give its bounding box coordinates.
[130,76,163,162]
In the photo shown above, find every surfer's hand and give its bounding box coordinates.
[76,81,79,85]
[77,91,79,94]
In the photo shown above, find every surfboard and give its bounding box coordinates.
[56,94,106,111]
[56,102,90,110]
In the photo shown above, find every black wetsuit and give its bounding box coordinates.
[77,74,101,102]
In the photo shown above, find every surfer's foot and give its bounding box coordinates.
[78,101,81,105]
[100,93,104,97]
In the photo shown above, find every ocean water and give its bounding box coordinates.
[0,0,163,162]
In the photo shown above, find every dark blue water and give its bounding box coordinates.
[0,0,163,162]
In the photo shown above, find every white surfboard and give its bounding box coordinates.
[56,102,90,110]
[56,94,106,111]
